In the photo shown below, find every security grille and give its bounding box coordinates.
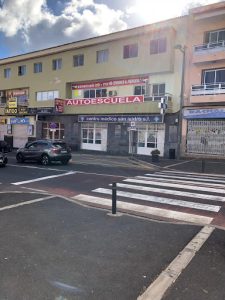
[186,120,225,155]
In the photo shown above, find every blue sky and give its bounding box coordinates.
[0,0,222,58]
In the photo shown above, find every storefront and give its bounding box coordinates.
[184,108,225,156]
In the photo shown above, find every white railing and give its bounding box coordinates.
[145,93,172,101]
[194,40,225,52]
[191,83,225,96]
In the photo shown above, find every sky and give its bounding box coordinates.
[0,0,222,58]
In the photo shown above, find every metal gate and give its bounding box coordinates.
[186,120,225,155]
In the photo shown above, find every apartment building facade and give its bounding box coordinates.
[182,1,225,158]
[0,16,187,157]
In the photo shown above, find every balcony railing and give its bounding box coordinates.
[144,93,172,101]
[194,40,225,52]
[191,83,225,96]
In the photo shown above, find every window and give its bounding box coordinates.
[73,54,84,67]
[83,89,107,98]
[205,29,225,43]
[81,123,106,145]
[52,58,62,70]
[150,38,167,54]
[152,83,165,96]
[96,49,109,63]
[34,62,42,73]
[36,90,59,101]
[4,68,11,78]
[123,43,138,59]
[134,85,145,95]
[202,69,225,85]
[18,65,26,76]
[42,122,64,140]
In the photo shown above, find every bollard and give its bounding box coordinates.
[112,182,117,214]
[201,159,205,173]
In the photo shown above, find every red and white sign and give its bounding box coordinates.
[72,77,148,90]
[65,95,144,106]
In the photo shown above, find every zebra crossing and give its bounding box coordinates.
[73,170,225,225]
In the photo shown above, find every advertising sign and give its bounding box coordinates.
[78,115,163,123]
[66,95,144,106]
[55,98,64,113]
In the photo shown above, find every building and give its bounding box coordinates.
[0,16,187,157]
[182,1,225,158]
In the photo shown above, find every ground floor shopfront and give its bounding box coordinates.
[183,108,225,157]
[0,113,179,158]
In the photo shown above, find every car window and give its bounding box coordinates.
[53,142,67,149]
[28,142,38,149]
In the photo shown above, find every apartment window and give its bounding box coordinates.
[36,90,59,101]
[83,89,107,98]
[96,49,109,63]
[202,69,225,84]
[152,83,165,96]
[18,65,26,76]
[134,85,145,95]
[34,62,42,73]
[205,29,225,43]
[150,38,167,54]
[52,58,62,70]
[4,68,11,78]
[123,43,138,59]
[73,54,84,67]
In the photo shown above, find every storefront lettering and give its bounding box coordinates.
[66,95,144,106]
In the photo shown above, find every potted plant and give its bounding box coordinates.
[151,149,160,162]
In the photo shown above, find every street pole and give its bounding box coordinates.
[175,44,186,160]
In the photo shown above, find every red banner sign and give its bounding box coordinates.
[65,95,144,106]
[72,77,148,90]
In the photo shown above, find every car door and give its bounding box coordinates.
[23,142,40,160]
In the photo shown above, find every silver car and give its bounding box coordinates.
[16,139,72,165]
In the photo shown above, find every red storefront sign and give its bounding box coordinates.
[65,95,144,106]
[72,77,148,90]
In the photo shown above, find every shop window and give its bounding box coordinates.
[147,132,157,148]
[42,122,64,140]
[134,85,145,95]
[123,43,138,59]
[81,124,104,145]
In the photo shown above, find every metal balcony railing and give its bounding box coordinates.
[191,83,225,96]
[194,40,225,52]
[144,93,172,101]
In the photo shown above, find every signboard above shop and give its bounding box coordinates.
[183,108,225,119]
[78,115,163,123]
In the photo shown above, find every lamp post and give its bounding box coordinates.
[175,44,186,159]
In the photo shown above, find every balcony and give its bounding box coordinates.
[192,40,225,64]
[190,83,225,103]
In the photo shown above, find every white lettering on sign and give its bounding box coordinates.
[65,95,144,106]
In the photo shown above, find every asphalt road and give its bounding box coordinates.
[0,153,225,299]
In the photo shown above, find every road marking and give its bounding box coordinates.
[115,183,225,202]
[163,159,197,168]
[72,194,213,225]
[0,195,54,211]
[145,173,225,184]
[93,188,220,212]
[131,177,225,193]
[161,170,225,178]
[8,164,67,172]
[138,225,214,300]
[12,171,76,185]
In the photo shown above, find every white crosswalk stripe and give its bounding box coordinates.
[73,170,225,225]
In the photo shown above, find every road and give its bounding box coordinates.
[1,154,225,299]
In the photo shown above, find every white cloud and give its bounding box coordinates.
[0,0,127,55]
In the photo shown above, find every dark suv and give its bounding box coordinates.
[16,140,72,165]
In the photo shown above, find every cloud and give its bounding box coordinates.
[0,0,127,56]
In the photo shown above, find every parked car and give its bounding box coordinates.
[0,151,8,167]
[16,139,72,165]
[0,140,12,153]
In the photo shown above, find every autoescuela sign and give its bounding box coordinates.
[65,95,144,106]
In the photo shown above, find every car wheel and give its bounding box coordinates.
[61,159,69,165]
[41,154,50,166]
[16,153,24,163]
